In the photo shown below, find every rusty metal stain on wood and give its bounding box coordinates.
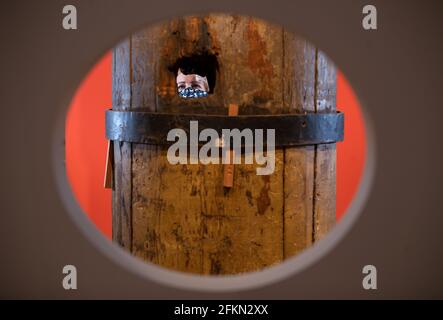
[257,175,271,215]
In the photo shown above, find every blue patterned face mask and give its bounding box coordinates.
[178,87,209,99]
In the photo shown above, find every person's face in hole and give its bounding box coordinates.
[176,69,209,93]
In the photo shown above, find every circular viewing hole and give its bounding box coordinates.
[63,13,369,287]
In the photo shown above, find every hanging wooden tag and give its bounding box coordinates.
[223,103,239,188]
[104,140,114,189]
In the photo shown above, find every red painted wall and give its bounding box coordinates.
[336,72,366,218]
[65,51,366,239]
[65,53,113,238]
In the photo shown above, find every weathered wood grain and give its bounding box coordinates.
[282,33,317,257]
[111,14,337,274]
[313,50,337,241]
[198,15,285,274]
[111,39,132,251]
